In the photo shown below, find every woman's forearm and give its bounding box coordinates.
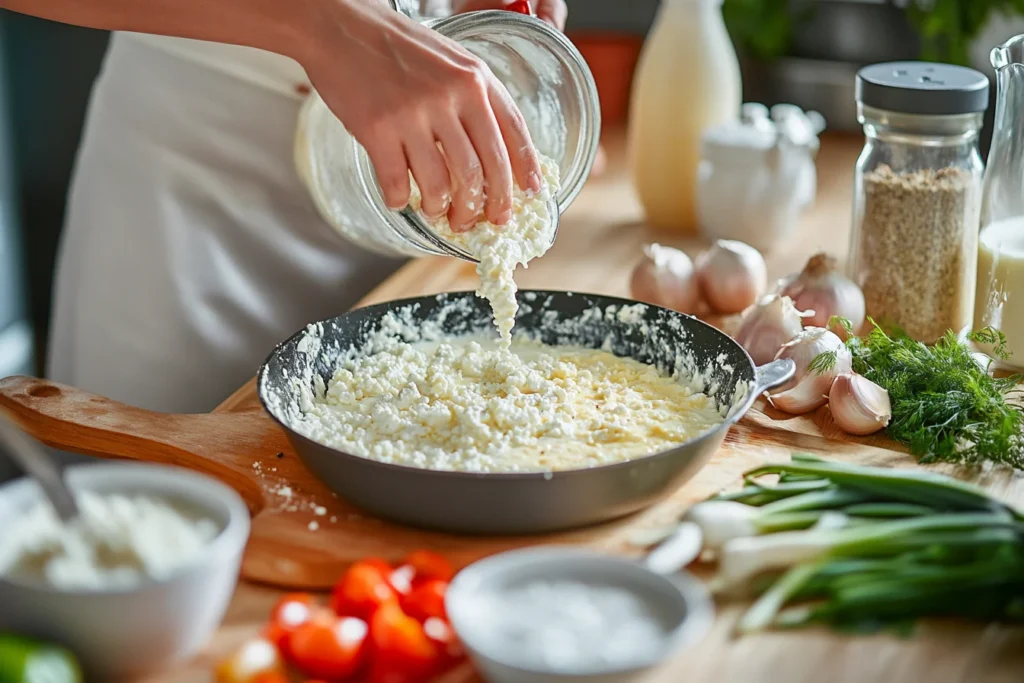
[0,0,343,61]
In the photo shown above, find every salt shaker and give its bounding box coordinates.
[696,103,825,253]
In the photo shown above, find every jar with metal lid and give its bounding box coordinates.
[294,3,602,261]
[848,61,989,343]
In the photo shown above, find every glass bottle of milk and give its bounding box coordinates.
[976,34,1024,369]
[627,0,742,234]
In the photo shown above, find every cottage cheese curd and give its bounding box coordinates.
[298,331,724,473]
[0,491,219,590]
[410,154,561,346]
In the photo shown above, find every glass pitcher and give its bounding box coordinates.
[975,34,1024,370]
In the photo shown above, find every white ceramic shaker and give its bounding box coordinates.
[696,103,825,253]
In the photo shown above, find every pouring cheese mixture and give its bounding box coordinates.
[296,160,726,474]
[409,153,562,346]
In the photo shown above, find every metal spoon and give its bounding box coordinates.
[0,410,79,522]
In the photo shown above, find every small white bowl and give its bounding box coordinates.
[0,462,250,681]
[446,546,714,683]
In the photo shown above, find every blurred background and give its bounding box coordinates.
[2,0,1024,379]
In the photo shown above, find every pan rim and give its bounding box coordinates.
[256,289,759,481]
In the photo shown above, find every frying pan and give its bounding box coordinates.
[258,290,794,535]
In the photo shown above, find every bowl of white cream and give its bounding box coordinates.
[446,546,714,683]
[0,462,250,681]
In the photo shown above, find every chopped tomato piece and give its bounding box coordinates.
[402,550,455,583]
[263,592,317,658]
[368,660,425,683]
[289,612,370,680]
[387,563,416,596]
[251,674,289,683]
[423,617,465,669]
[214,637,285,683]
[400,579,449,622]
[330,560,399,619]
[370,602,443,678]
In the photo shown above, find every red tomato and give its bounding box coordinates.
[423,617,465,669]
[330,560,399,619]
[263,593,317,657]
[370,602,442,678]
[400,579,449,622]
[506,0,532,14]
[289,612,370,680]
[388,563,417,597]
[402,550,455,584]
[251,674,289,683]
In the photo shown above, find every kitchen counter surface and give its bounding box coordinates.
[143,129,1024,683]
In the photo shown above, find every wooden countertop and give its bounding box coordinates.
[149,130,1024,683]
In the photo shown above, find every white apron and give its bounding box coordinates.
[47,33,405,414]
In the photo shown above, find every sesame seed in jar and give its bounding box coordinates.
[855,164,980,343]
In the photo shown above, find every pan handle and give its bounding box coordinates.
[753,359,796,394]
[0,376,268,510]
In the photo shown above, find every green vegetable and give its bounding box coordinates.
[815,320,1024,470]
[0,635,82,683]
[723,0,1024,67]
[702,455,1024,635]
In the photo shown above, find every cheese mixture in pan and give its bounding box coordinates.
[293,159,728,474]
[299,334,725,473]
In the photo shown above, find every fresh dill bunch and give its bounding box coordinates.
[843,321,1024,469]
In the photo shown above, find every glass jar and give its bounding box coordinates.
[848,62,989,343]
[975,35,1024,370]
[294,4,602,260]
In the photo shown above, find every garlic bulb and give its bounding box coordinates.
[829,373,891,436]
[695,240,768,314]
[630,243,700,314]
[734,295,811,365]
[777,253,865,330]
[768,327,852,414]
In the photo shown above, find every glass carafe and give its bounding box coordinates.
[975,34,1024,370]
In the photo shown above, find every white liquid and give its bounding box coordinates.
[975,216,1024,369]
[628,0,742,234]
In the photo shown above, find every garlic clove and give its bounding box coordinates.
[768,385,830,414]
[776,252,865,331]
[734,295,810,365]
[695,240,768,314]
[630,243,701,314]
[828,373,891,436]
[768,327,851,415]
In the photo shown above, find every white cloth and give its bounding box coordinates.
[48,33,405,414]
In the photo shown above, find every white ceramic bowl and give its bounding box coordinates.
[0,462,251,681]
[446,546,714,683]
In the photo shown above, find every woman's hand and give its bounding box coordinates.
[452,0,567,30]
[297,0,544,231]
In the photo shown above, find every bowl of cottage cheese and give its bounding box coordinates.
[0,462,250,681]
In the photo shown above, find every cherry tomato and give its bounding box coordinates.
[330,560,399,619]
[214,637,285,683]
[263,593,317,658]
[400,579,449,622]
[370,602,442,678]
[423,617,465,669]
[402,550,456,584]
[387,563,416,597]
[251,674,289,683]
[506,0,532,15]
[289,612,370,680]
